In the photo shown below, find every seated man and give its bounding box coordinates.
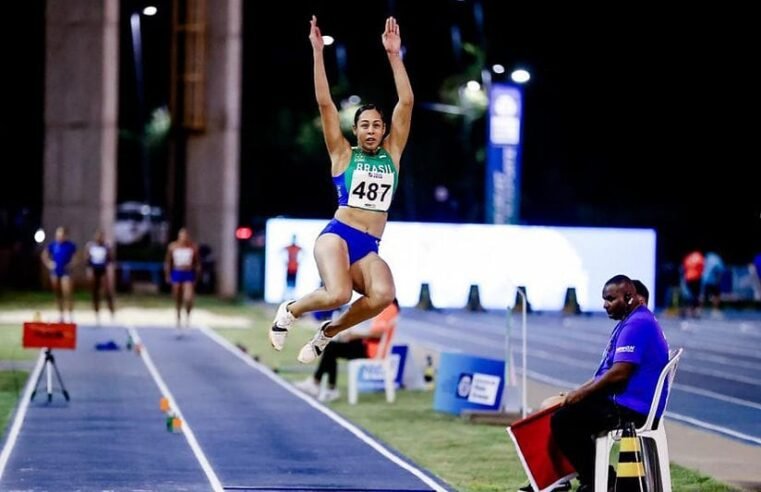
[552,275,668,491]
[517,277,667,492]
[294,298,399,402]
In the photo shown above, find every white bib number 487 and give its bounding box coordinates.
[348,171,394,211]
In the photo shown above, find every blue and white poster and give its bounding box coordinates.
[433,352,505,415]
[485,83,523,224]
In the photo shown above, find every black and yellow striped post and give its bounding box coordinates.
[615,422,647,491]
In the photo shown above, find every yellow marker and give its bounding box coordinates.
[159,397,170,412]
[620,436,641,453]
[617,461,645,478]
[172,416,183,433]
[615,423,647,491]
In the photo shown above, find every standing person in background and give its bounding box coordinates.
[750,251,761,301]
[269,15,413,365]
[681,249,704,318]
[41,226,77,322]
[85,230,115,324]
[702,251,726,317]
[164,228,201,331]
[282,235,303,301]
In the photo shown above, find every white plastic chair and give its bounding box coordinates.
[594,347,683,492]
[347,319,397,405]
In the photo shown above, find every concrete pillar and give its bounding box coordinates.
[185,0,241,297]
[42,0,118,252]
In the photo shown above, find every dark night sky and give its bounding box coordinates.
[2,1,758,267]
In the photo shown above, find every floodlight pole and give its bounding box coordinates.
[130,12,151,205]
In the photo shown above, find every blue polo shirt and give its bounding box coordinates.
[595,306,670,416]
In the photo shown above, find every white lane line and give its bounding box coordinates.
[404,322,761,443]
[522,370,761,446]
[522,369,761,410]
[127,327,224,492]
[0,351,45,480]
[666,412,761,446]
[198,325,448,492]
[405,326,761,410]
[671,383,761,411]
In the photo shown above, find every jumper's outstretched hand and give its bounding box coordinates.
[382,16,401,55]
[309,15,323,51]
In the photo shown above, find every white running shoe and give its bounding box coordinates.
[293,377,320,397]
[297,321,333,363]
[269,301,296,351]
[320,387,341,403]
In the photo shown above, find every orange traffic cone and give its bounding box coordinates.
[615,422,647,491]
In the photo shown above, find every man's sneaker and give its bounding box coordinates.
[269,301,296,351]
[297,321,333,363]
[320,387,341,402]
[293,377,320,397]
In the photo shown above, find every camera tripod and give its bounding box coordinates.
[31,348,70,403]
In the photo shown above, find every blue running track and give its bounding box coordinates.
[0,325,450,491]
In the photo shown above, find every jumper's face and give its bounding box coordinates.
[354,109,385,153]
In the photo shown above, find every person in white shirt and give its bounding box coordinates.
[85,230,115,324]
[164,228,200,330]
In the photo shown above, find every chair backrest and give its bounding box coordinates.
[639,347,683,432]
[374,315,398,360]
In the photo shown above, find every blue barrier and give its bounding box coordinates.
[433,352,505,415]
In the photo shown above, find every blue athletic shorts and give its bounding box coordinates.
[50,267,70,278]
[171,269,196,284]
[319,219,381,265]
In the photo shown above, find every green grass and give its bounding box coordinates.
[0,292,740,491]
[0,324,40,361]
[0,371,28,433]
[333,391,522,491]
[669,466,737,491]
